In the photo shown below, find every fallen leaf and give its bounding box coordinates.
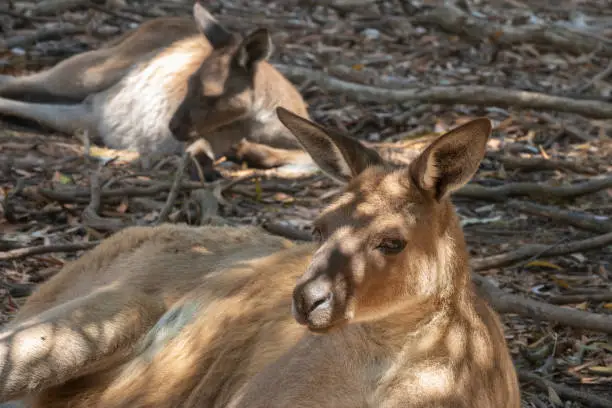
[571,253,587,263]
[116,200,129,214]
[273,192,295,204]
[52,171,72,185]
[574,301,588,311]
[551,277,571,289]
[526,260,563,270]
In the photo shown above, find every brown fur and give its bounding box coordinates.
[0,3,310,178]
[0,110,520,407]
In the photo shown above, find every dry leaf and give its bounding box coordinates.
[525,260,562,270]
[574,301,588,310]
[52,171,72,184]
[551,277,571,289]
[116,200,129,214]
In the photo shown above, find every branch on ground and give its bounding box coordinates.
[471,231,612,271]
[81,171,126,232]
[0,26,88,51]
[473,273,612,335]
[412,3,612,57]
[518,370,612,408]
[455,175,612,201]
[488,153,597,175]
[507,200,612,234]
[277,65,612,119]
[156,151,190,225]
[0,242,99,261]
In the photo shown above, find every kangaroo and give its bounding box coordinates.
[0,2,311,180]
[0,109,520,408]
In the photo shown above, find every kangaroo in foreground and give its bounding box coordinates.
[0,109,520,408]
[0,2,311,179]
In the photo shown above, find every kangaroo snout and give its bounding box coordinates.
[169,109,192,141]
[292,276,334,330]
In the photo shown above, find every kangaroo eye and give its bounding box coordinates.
[376,239,406,255]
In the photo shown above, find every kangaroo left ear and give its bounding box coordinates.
[409,118,492,201]
[235,29,273,71]
[192,1,234,49]
[276,107,384,184]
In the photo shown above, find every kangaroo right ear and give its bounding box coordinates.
[276,108,383,184]
[409,118,492,201]
[193,1,234,48]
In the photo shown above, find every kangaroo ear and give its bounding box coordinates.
[235,29,273,71]
[193,1,234,48]
[276,107,384,184]
[409,118,492,201]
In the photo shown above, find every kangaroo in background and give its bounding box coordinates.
[0,2,312,180]
[0,109,520,407]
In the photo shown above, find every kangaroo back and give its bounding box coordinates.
[0,17,198,103]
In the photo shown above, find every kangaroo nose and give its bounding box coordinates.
[292,278,333,328]
[169,110,190,141]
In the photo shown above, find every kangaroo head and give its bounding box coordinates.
[277,108,492,332]
[169,1,273,142]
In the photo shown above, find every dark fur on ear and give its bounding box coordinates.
[276,107,383,184]
[193,1,234,48]
[409,118,492,201]
[235,29,273,71]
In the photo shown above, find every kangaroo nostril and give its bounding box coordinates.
[308,292,332,314]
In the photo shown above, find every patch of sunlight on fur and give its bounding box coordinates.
[82,322,100,339]
[415,365,453,397]
[14,325,53,361]
[472,331,493,369]
[446,324,466,360]
[415,234,455,298]
[281,239,295,249]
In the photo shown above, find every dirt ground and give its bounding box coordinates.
[1,0,611,406]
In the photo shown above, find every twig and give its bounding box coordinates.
[82,171,126,232]
[411,4,612,57]
[0,7,54,22]
[35,181,208,203]
[277,65,612,119]
[576,59,612,94]
[507,200,612,234]
[473,273,612,334]
[547,293,612,305]
[1,26,87,51]
[488,153,596,175]
[471,231,612,271]
[263,221,312,241]
[85,1,143,23]
[518,370,612,408]
[33,0,91,15]
[534,112,595,143]
[454,175,612,201]
[0,242,99,261]
[157,151,190,225]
